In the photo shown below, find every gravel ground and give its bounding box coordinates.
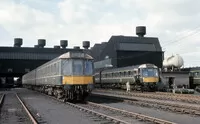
[0,90,31,124]
[88,94,200,124]
[92,91,200,108]
[78,103,149,124]
[14,88,114,124]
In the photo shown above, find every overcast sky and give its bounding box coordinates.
[0,0,200,67]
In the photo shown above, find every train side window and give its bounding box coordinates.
[123,72,126,77]
[45,67,47,76]
[49,65,51,75]
[128,71,131,77]
[119,72,122,77]
[189,72,193,77]
[125,71,128,77]
[194,72,199,77]
[50,65,52,74]
[57,62,59,74]
[54,63,56,74]
[53,63,55,74]
[113,73,115,77]
[52,64,54,74]
[48,66,50,75]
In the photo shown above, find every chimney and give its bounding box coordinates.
[136,26,146,37]
[60,40,68,49]
[82,41,90,49]
[38,39,46,48]
[14,38,23,47]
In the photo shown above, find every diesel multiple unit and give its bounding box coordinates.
[94,63,160,91]
[189,68,200,89]
[22,51,94,101]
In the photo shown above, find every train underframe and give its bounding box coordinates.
[24,84,93,102]
[95,82,157,92]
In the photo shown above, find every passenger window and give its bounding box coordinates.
[128,71,131,77]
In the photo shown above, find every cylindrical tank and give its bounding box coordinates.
[14,38,23,47]
[136,26,146,37]
[163,54,184,68]
[60,40,68,48]
[38,39,46,48]
[54,45,60,49]
[82,41,90,49]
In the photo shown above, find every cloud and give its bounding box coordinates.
[0,0,200,67]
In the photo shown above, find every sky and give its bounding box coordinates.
[0,0,200,67]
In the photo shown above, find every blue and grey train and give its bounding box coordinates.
[22,51,94,101]
[94,63,161,91]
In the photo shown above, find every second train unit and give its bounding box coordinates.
[94,63,161,91]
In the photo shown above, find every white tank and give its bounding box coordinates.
[163,54,184,68]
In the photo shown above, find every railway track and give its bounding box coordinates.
[92,91,200,116]
[94,89,200,104]
[41,91,176,124]
[0,93,38,124]
[81,102,176,124]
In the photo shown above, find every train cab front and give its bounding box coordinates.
[62,59,94,101]
[139,67,159,91]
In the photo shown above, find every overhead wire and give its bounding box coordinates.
[162,25,200,47]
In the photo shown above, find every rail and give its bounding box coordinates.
[16,93,38,124]
[87,102,177,124]
[92,91,200,116]
[42,92,129,124]
[94,89,200,104]
[65,101,129,124]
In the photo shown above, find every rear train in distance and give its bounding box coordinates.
[22,51,94,101]
[94,63,161,91]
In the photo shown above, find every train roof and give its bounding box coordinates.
[59,52,93,60]
[30,51,92,71]
[102,63,157,73]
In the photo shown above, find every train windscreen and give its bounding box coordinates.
[84,60,93,75]
[62,59,93,75]
[73,59,84,75]
[141,68,158,77]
